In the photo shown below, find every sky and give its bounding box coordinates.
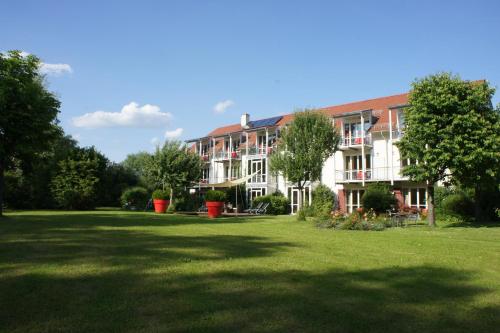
[1,0,499,162]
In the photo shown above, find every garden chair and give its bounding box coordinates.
[255,202,270,215]
[244,202,263,214]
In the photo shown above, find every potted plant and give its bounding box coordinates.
[205,190,227,218]
[152,189,170,213]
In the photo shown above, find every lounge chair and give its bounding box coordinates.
[255,202,270,215]
[244,202,263,214]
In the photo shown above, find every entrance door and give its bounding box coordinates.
[288,187,310,214]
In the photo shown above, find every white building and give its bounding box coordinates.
[186,93,428,213]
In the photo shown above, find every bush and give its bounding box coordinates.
[174,191,203,212]
[361,183,397,213]
[441,192,474,217]
[297,208,307,221]
[205,190,227,202]
[434,185,454,208]
[252,193,290,215]
[311,185,335,217]
[121,187,149,210]
[152,189,170,200]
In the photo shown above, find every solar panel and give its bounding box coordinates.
[249,116,283,129]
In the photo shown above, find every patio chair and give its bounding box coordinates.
[255,202,270,215]
[406,213,420,225]
[244,202,263,214]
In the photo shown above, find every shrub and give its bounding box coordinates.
[121,187,149,210]
[152,189,170,200]
[311,185,335,217]
[372,222,386,231]
[174,191,203,212]
[297,208,307,221]
[361,183,397,213]
[205,190,227,202]
[252,193,290,215]
[442,192,474,217]
[434,185,454,208]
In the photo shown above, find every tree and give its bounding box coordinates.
[0,50,61,216]
[122,151,155,190]
[445,87,500,221]
[145,140,203,204]
[397,73,499,226]
[50,147,107,210]
[270,110,340,212]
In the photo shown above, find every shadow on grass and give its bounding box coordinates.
[1,211,274,229]
[0,265,498,332]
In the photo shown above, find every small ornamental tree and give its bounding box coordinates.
[270,109,340,212]
[0,50,61,216]
[145,140,203,204]
[397,73,498,226]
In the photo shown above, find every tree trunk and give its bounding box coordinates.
[474,184,482,222]
[0,160,4,217]
[427,184,436,227]
[297,185,303,212]
[170,187,174,204]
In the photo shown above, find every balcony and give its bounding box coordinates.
[335,166,408,183]
[339,133,372,149]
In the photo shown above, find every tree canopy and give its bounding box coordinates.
[0,50,61,215]
[270,109,340,211]
[397,73,499,225]
[145,140,203,203]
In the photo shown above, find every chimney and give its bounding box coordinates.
[240,113,250,129]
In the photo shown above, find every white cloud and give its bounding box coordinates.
[73,102,172,128]
[151,137,160,145]
[213,99,234,114]
[165,128,184,139]
[39,63,73,76]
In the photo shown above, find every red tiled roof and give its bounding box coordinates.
[202,92,409,138]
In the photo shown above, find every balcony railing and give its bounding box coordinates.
[335,166,408,182]
[340,133,372,148]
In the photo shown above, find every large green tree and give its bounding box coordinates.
[0,50,61,216]
[145,140,203,204]
[50,147,107,210]
[397,73,499,226]
[122,151,154,190]
[270,110,340,212]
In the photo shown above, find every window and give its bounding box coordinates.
[247,159,266,183]
[248,188,266,204]
[402,188,427,209]
[346,189,365,213]
[202,168,210,181]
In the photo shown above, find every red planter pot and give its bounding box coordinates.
[206,201,224,218]
[153,199,170,213]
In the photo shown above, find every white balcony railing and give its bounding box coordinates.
[340,133,372,148]
[335,166,408,182]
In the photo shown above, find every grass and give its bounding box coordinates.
[0,211,499,332]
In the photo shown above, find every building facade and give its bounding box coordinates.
[186,93,428,213]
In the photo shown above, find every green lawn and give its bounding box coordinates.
[1,211,499,332]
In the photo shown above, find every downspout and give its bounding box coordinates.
[361,112,366,187]
[389,109,394,186]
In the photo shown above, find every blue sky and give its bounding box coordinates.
[2,0,499,161]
